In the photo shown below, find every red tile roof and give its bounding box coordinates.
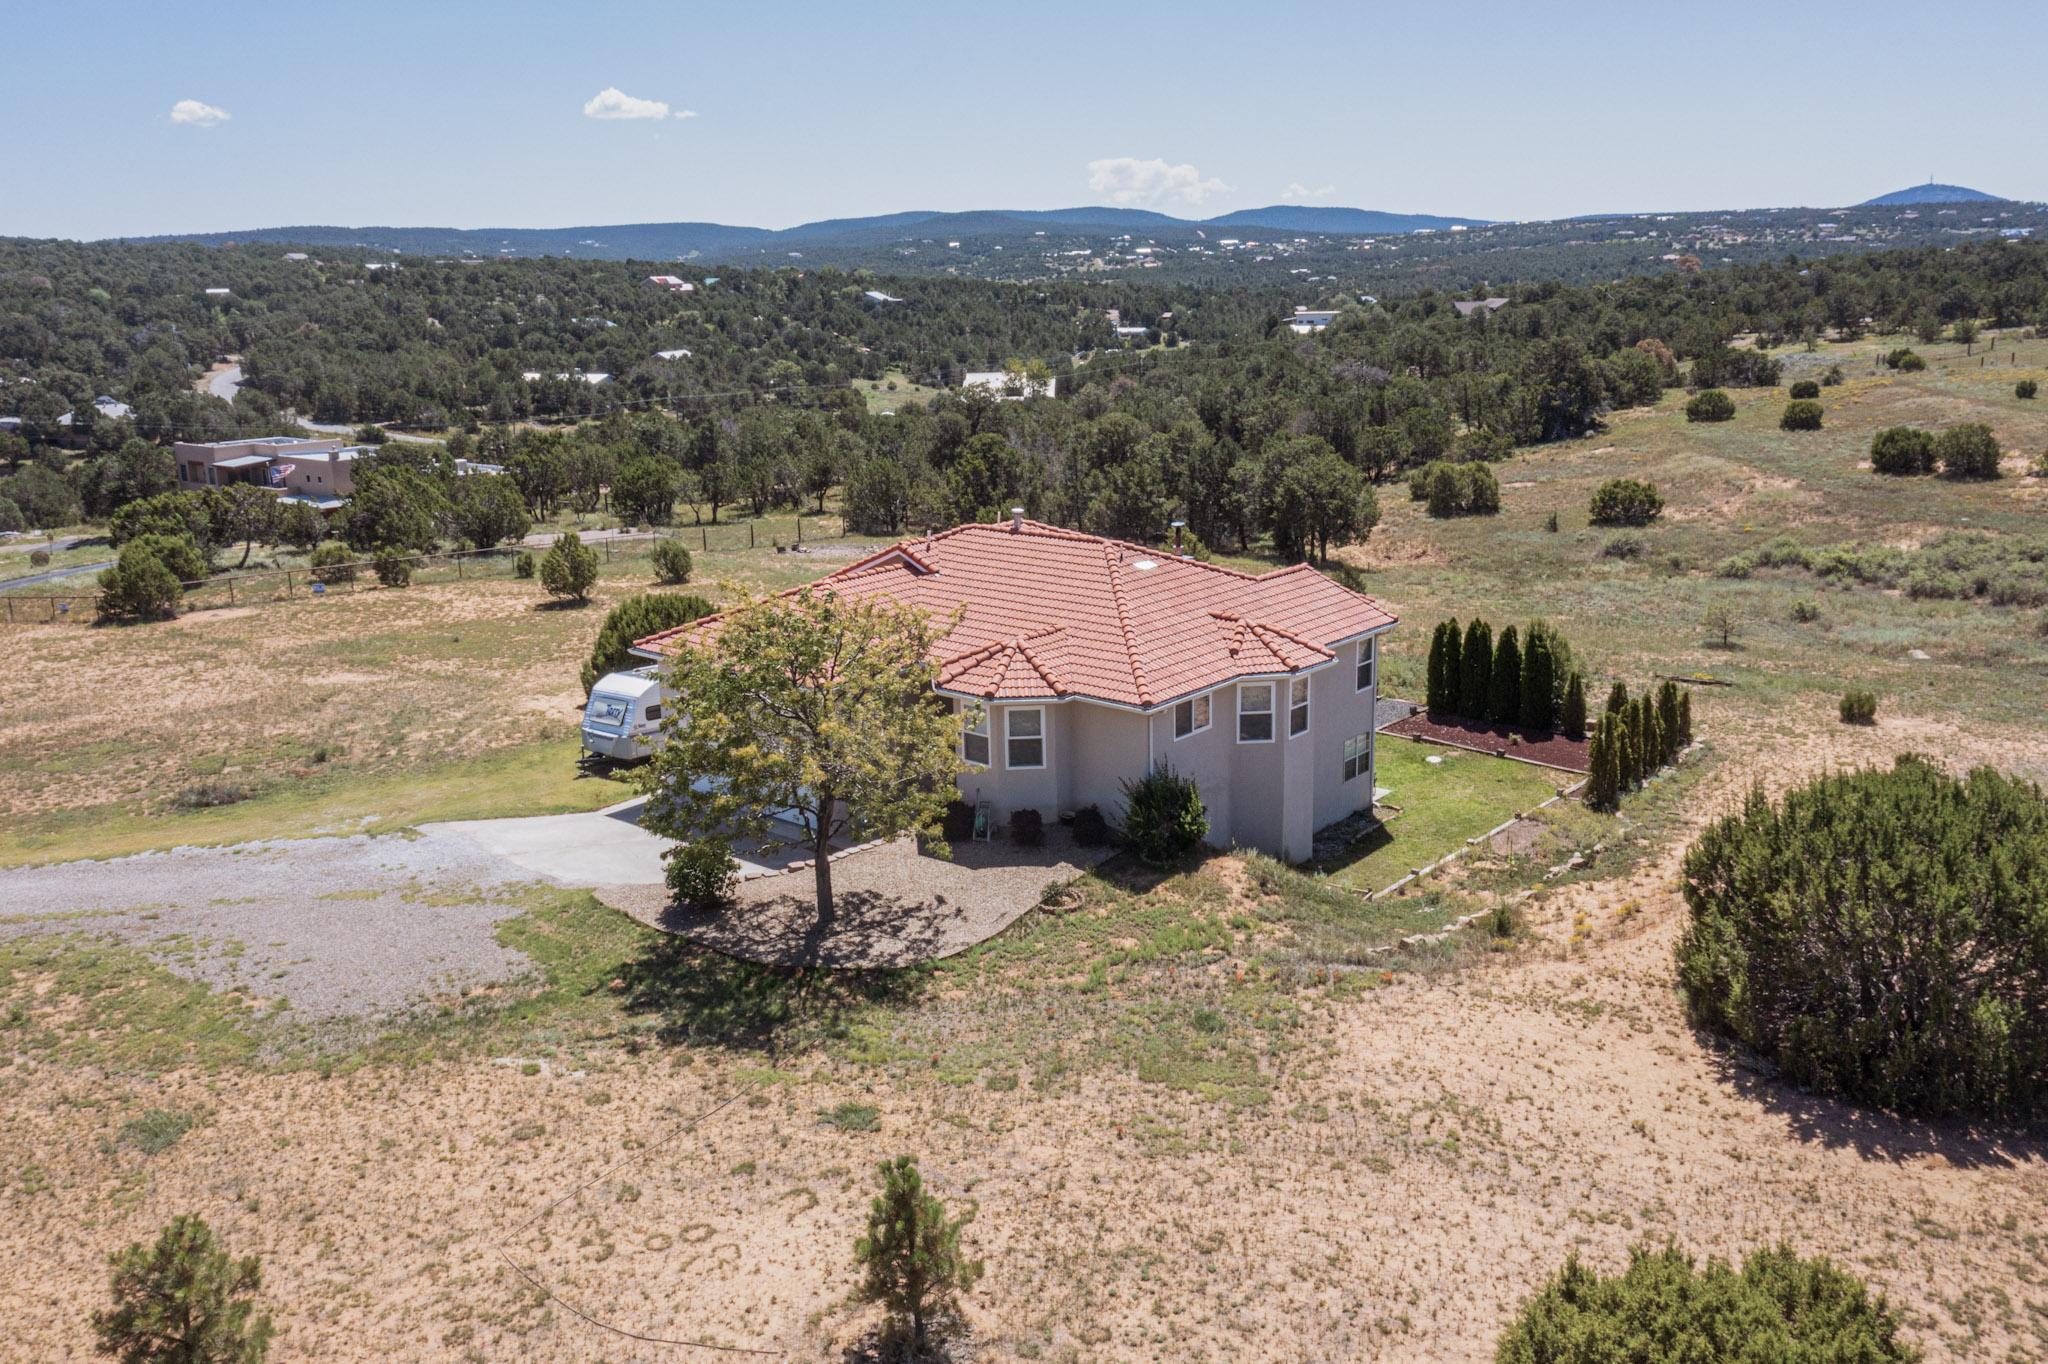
[635,520,1398,709]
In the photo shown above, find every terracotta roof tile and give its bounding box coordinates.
[635,520,1399,710]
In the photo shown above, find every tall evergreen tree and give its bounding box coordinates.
[1605,679,1629,715]
[1521,627,1556,731]
[1489,625,1523,725]
[1438,619,1460,713]
[1426,620,1457,712]
[1657,681,1683,762]
[1560,671,1588,741]
[853,1156,984,1355]
[1677,690,1694,748]
[1585,717,1621,812]
[1460,619,1493,719]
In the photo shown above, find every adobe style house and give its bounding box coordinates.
[634,517,1397,863]
[173,435,365,510]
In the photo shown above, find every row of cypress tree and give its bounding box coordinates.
[1584,679,1691,811]
[1425,617,1587,738]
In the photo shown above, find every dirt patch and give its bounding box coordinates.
[1382,711,1592,773]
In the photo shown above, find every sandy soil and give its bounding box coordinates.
[2,704,2043,1363]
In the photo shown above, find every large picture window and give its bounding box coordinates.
[1238,684,1274,743]
[1174,693,1211,740]
[1005,707,1045,769]
[1356,639,1375,693]
[1288,677,1310,736]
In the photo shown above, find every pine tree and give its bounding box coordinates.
[853,1156,984,1355]
[1489,625,1522,724]
[1560,671,1588,741]
[1657,681,1682,762]
[94,1215,273,1364]
[1605,679,1629,715]
[1521,627,1556,731]
[1437,619,1460,713]
[1641,696,1665,777]
[1585,717,1620,812]
[1460,619,1493,719]
[1426,620,1455,712]
[1677,690,1694,748]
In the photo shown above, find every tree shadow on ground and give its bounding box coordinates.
[1702,1042,2044,1171]
[616,931,928,1053]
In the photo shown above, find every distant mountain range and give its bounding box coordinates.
[118,205,1492,263]
[1859,182,2006,207]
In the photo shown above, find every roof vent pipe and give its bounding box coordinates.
[1010,506,1025,532]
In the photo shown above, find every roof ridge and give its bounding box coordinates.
[1101,542,1153,706]
[1243,618,1334,659]
[1008,633,1067,695]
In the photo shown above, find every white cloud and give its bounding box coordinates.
[169,99,231,128]
[1281,182,1337,202]
[1086,156,1230,209]
[583,87,694,121]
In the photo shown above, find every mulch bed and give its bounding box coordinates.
[1381,711,1592,774]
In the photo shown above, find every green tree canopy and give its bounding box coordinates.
[93,1214,273,1364]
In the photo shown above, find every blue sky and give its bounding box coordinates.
[7,0,2043,239]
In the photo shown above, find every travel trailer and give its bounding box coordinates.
[580,667,669,763]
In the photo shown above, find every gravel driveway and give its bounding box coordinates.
[0,832,541,1020]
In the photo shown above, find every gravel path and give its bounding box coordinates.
[0,832,542,1019]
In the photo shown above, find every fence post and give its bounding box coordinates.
[605,538,612,562]
[702,527,709,551]
[229,577,236,607]
[457,556,464,580]
[749,524,755,548]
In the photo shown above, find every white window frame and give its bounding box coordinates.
[1343,732,1371,782]
[1288,676,1311,737]
[1355,639,1376,693]
[1004,706,1046,770]
[959,701,990,768]
[1173,692,1212,741]
[1237,683,1275,743]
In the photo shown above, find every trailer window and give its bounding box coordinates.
[586,695,630,725]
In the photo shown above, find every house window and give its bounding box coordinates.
[1356,639,1375,692]
[1005,707,1045,769]
[1237,684,1274,743]
[1343,733,1371,782]
[1289,677,1310,736]
[1173,693,1211,740]
[960,703,990,767]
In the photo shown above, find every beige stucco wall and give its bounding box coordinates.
[948,629,1386,862]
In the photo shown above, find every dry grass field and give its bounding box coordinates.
[2,339,2046,1361]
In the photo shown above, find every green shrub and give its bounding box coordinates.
[1678,756,2048,1117]
[1869,426,1934,476]
[513,550,536,579]
[1071,805,1109,847]
[97,534,202,622]
[1823,364,1845,386]
[118,1108,198,1155]
[940,799,976,844]
[173,781,248,810]
[540,530,599,601]
[28,546,50,566]
[1684,388,1735,422]
[1588,478,1663,526]
[1788,378,1820,400]
[650,538,693,585]
[1009,807,1044,846]
[1789,599,1821,623]
[2018,379,2039,400]
[1779,398,1824,431]
[1838,689,1876,724]
[371,550,414,587]
[580,592,711,693]
[308,541,357,583]
[1495,1244,1916,1364]
[1884,347,1925,371]
[822,1101,880,1132]
[1411,460,1499,517]
[1120,765,1208,864]
[1935,422,2001,479]
[664,839,736,913]
[1600,534,1643,560]
[0,497,23,534]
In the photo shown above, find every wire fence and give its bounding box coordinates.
[0,515,851,626]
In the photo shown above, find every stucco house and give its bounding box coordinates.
[633,515,1397,863]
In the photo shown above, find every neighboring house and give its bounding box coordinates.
[647,275,696,292]
[57,396,133,427]
[204,287,231,297]
[1452,297,1509,317]
[1285,307,1339,334]
[520,370,612,385]
[172,436,360,505]
[654,348,693,361]
[633,516,1397,862]
[863,290,904,304]
[962,371,1056,400]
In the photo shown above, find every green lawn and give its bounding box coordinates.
[1318,739,1568,894]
